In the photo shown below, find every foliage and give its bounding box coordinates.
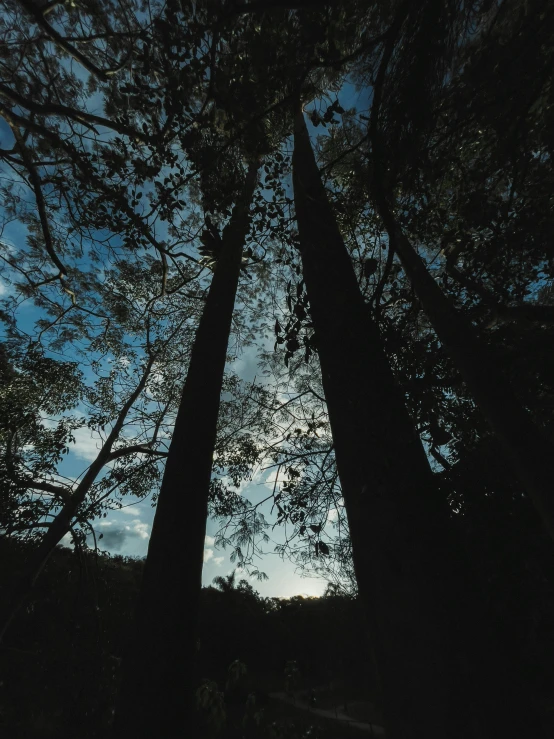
[1,0,554,734]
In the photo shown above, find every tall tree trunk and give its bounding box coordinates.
[367,0,554,542]
[292,100,523,739]
[111,161,259,739]
[371,186,554,542]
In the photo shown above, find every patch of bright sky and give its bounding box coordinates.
[73,464,332,598]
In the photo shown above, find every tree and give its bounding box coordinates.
[212,569,238,594]
[0,240,217,641]
[364,1,554,541]
[112,159,260,739]
[0,340,84,538]
[290,92,523,738]
[1,1,553,736]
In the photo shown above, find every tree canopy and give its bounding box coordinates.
[1,0,554,737]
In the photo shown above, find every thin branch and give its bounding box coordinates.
[24,479,72,502]
[106,444,168,462]
[7,119,67,276]
[370,236,395,319]
[429,445,451,471]
[0,83,150,142]
[17,0,132,82]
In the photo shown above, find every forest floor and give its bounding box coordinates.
[269,690,385,736]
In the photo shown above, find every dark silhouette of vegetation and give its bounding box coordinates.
[0,537,379,738]
[1,0,554,737]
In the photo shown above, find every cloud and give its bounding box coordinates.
[120,505,142,516]
[93,518,149,551]
[203,548,214,563]
[230,348,261,383]
[71,426,103,462]
[213,556,224,566]
[205,535,215,546]
[39,411,66,431]
[327,508,338,523]
[217,474,251,496]
[264,469,281,490]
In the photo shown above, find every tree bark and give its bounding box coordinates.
[292,101,522,739]
[111,161,259,739]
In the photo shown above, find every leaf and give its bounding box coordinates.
[319,541,330,556]
[275,319,282,334]
[363,257,379,277]
[310,524,321,533]
[310,110,321,127]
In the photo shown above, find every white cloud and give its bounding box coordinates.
[71,426,103,462]
[218,475,251,496]
[213,556,224,566]
[203,548,214,563]
[205,535,215,546]
[128,520,149,539]
[120,505,142,516]
[38,411,59,430]
[327,508,338,523]
[264,469,281,490]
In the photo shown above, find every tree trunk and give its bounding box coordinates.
[372,185,554,542]
[111,161,259,739]
[292,100,522,739]
[365,0,554,543]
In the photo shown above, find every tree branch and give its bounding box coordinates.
[0,83,150,142]
[16,0,131,82]
[107,444,168,462]
[7,119,68,276]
